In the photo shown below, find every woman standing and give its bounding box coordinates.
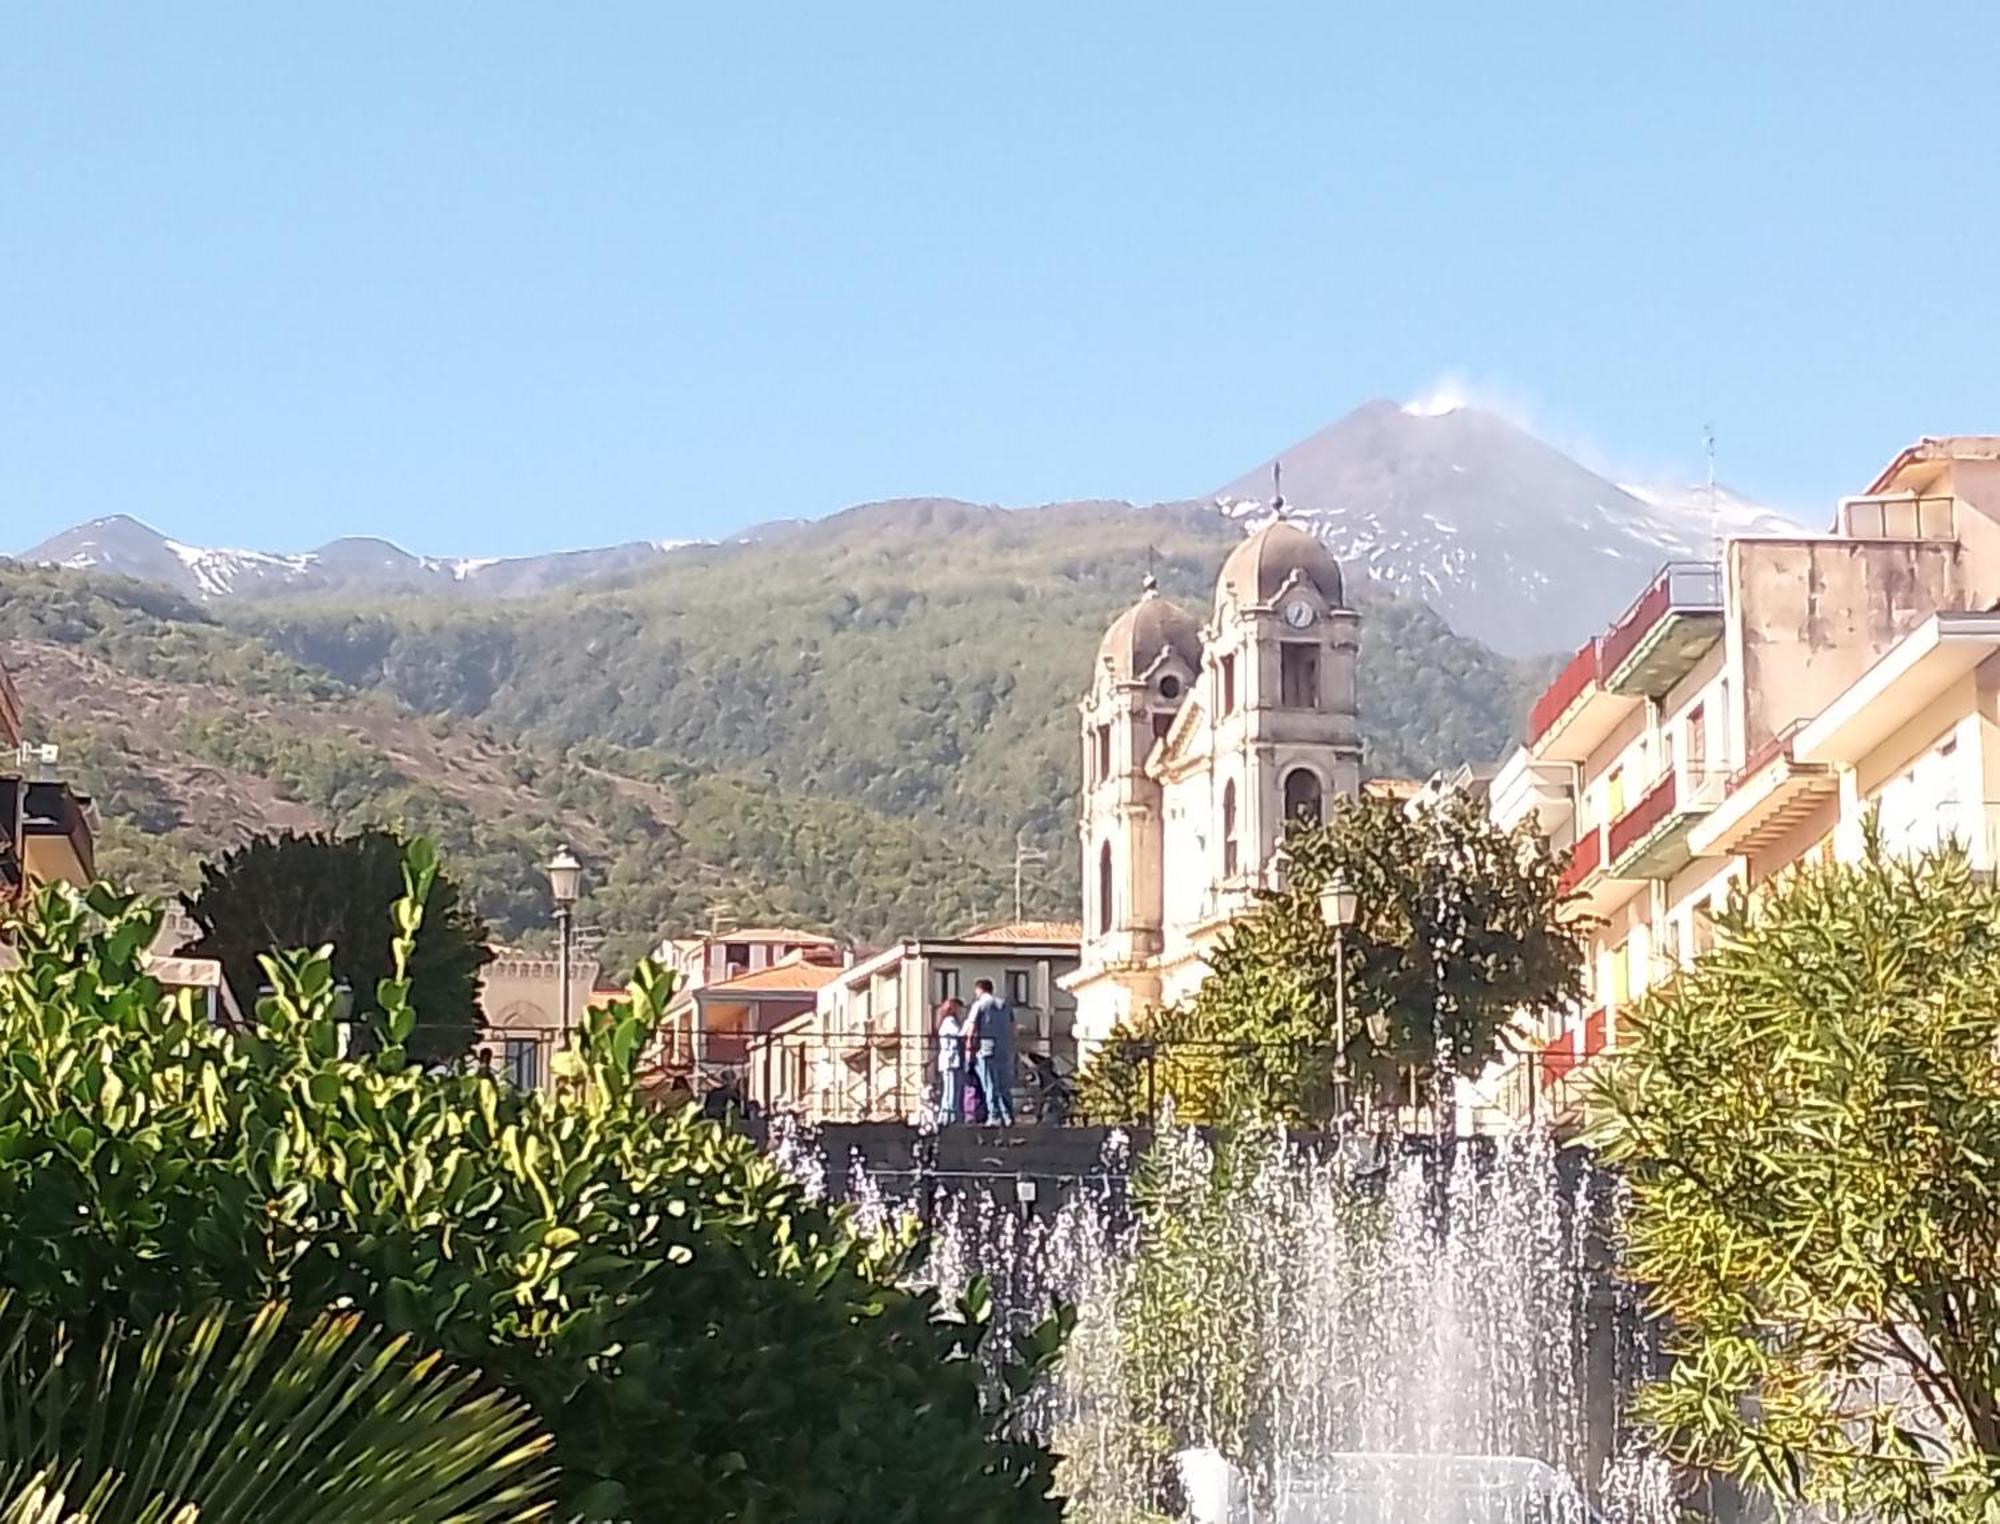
[934,997,967,1125]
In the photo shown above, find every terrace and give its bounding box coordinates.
[1598,562,1724,700]
[1606,766,1726,880]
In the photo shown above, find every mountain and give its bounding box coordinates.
[22,514,692,602]
[0,502,1547,962]
[18,401,1801,659]
[1214,399,1800,655]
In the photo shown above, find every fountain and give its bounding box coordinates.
[772,1118,1678,1523]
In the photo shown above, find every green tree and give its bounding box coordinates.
[0,854,1059,1522]
[182,829,491,1065]
[1080,789,1584,1124]
[0,1298,555,1522]
[1594,839,2000,1521]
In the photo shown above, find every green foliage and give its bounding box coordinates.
[0,855,1061,1521]
[1594,838,2000,1522]
[0,1297,555,1522]
[1080,790,1584,1124]
[182,830,492,1065]
[3,505,1548,962]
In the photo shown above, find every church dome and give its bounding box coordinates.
[1097,580,1201,681]
[1214,519,1344,609]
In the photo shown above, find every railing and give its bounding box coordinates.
[1607,771,1678,861]
[1527,639,1601,745]
[1557,826,1604,897]
[1598,561,1723,680]
[1839,493,1956,542]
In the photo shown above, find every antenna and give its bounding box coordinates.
[1272,460,1286,517]
[1012,830,1050,924]
[1704,423,1719,559]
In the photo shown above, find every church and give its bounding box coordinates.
[1064,516,1362,1050]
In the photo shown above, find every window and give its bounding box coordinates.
[1222,781,1239,878]
[1220,654,1237,715]
[1280,643,1320,708]
[1283,768,1323,826]
[1606,768,1625,821]
[1097,842,1114,935]
[1094,725,1113,783]
[1608,942,1630,1008]
[503,1038,542,1092]
[1685,703,1707,774]
[935,966,961,1002]
[1005,969,1031,1007]
[1159,674,1182,701]
[1152,712,1174,743]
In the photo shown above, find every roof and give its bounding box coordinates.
[957,920,1084,945]
[695,954,846,998]
[1096,581,1201,681]
[1216,519,1344,609]
[1865,435,2000,495]
[694,926,837,945]
[1362,777,1425,802]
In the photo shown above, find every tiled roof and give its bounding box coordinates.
[699,956,846,997]
[1362,777,1424,802]
[712,926,837,944]
[956,920,1083,945]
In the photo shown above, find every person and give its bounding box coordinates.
[965,977,1015,1126]
[934,997,967,1125]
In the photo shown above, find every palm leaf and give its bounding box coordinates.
[0,1297,555,1524]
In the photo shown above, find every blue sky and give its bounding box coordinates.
[6,4,1999,556]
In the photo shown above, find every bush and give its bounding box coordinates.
[0,847,1060,1522]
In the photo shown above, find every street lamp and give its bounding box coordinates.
[1319,869,1357,1117]
[546,846,583,1047]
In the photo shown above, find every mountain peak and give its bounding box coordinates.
[1209,400,1799,655]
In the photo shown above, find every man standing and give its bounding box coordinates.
[966,977,1015,1126]
[934,997,967,1125]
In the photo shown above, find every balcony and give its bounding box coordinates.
[1599,562,1724,700]
[1556,825,1603,898]
[1527,639,1637,764]
[1688,722,1836,861]
[1607,767,1726,880]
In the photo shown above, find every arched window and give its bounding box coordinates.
[1284,768,1323,827]
[1222,781,1239,877]
[1097,841,1115,936]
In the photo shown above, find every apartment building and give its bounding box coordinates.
[754,922,1081,1121]
[1491,436,2000,1118]
[0,654,97,900]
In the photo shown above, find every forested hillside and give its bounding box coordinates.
[2,500,1549,963]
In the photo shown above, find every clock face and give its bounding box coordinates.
[1282,599,1315,629]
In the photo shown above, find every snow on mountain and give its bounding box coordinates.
[16,514,698,603]
[1212,401,1806,657]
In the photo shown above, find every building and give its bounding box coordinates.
[1490,434,2000,1121]
[653,926,841,995]
[1,655,97,901]
[475,947,603,1090]
[755,922,1082,1121]
[1065,515,1360,1049]
[661,948,848,1094]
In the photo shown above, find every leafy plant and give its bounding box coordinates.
[0,1297,555,1523]
[1594,837,2000,1522]
[0,845,1062,1521]
[1080,789,1584,1124]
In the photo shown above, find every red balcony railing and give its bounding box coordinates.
[1539,1005,1609,1090]
[1598,562,1723,681]
[1527,639,1601,746]
[1557,826,1604,897]
[1608,770,1678,862]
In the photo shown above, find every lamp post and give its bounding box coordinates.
[1319,868,1358,1117]
[546,846,582,1048]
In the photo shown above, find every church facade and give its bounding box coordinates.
[1064,518,1361,1049]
